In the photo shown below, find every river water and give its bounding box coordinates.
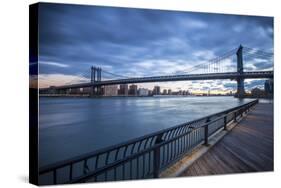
[39,96,253,167]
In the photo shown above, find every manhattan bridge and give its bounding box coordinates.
[40,45,273,98]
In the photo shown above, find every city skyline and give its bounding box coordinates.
[32,3,273,93]
[55,81,271,97]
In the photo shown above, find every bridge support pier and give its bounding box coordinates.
[91,86,102,96]
[237,78,245,98]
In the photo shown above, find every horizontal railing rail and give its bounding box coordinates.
[39,99,259,185]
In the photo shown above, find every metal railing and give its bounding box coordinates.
[39,99,258,185]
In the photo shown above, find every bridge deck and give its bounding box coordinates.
[180,102,273,176]
[40,71,273,90]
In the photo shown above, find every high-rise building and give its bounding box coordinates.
[138,88,149,96]
[119,84,128,96]
[168,89,172,95]
[129,84,138,96]
[178,90,183,95]
[104,85,118,96]
[153,86,160,95]
[264,79,273,94]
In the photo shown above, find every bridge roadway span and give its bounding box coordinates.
[180,102,273,176]
[41,71,273,90]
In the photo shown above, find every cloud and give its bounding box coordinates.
[37,3,273,91]
[193,50,216,60]
[179,18,208,29]
[244,79,266,90]
[38,73,88,88]
[40,61,70,68]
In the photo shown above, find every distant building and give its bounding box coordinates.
[163,89,167,95]
[184,90,190,95]
[168,89,172,95]
[99,87,104,95]
[129,84,138,96]
[251,87,265,97]
[104,85,118,96]
[119,84,128,96]
[182,90,190,95]
[138,88,149,96]
[69,88,80,94]
[82,87,92,94]
[264,79,273,94]
[178,90,183,95]
[153,86,161,95]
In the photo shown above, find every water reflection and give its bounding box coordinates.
[39,96,253,167]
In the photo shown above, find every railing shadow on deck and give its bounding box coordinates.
[39,99,259,185]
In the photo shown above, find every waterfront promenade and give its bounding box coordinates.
[38,99,272,184]
[180,102,273,176]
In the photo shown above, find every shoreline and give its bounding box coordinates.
[39,94,273,99]
[39,94,234,98]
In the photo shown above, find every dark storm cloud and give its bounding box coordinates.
[38,3,273,89]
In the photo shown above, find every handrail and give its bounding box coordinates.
[39,99,258,185]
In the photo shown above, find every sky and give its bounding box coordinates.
[35,3,274,93]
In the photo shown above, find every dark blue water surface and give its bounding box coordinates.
[39,96,253,167]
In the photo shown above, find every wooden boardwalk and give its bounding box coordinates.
[180,102,273,176]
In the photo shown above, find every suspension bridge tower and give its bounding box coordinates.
[236,45,245,98]
[90,66,102,96]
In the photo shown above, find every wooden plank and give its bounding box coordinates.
[180,103,273,176]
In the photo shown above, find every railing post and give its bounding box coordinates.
[204,117,210,146]
[153,133,164,178]
[224,115,227,130]
[53,169,57,184]
[234,111,237,122]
